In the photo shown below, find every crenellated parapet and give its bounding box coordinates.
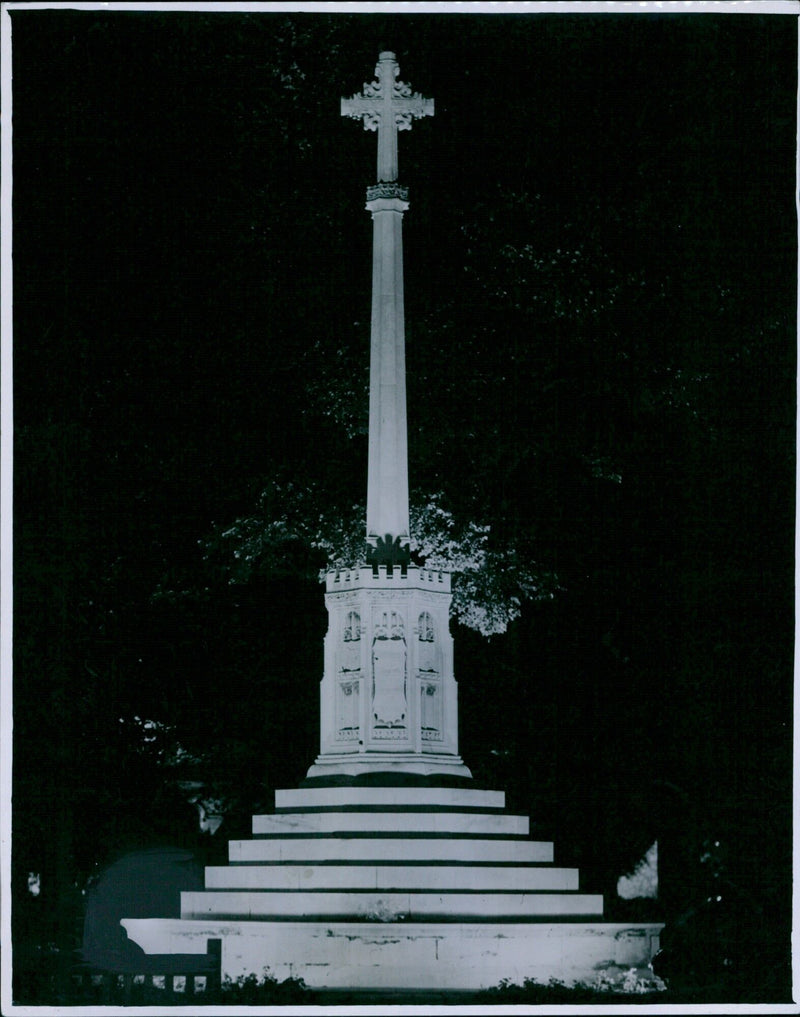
[326,566,450,593]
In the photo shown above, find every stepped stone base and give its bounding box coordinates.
[121,783,663,992]
[228,835,553,864]
[181,889,604,920]
[252,809,529,835]
[202,862,579,891]
[121,918,662,990]
[277,784,504,808]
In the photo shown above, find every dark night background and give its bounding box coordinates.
[8,6,796,1003]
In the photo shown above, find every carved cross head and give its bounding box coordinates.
[341,51,434,183]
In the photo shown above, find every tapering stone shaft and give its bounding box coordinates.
[342,53,432,546]
[366,191,410,543]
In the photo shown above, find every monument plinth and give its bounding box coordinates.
[122,52,663,994]
[308,566,469,778]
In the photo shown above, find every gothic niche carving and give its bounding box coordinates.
[417,611,436,672]
[372,611,407,737]
[334,611,361,742]
[421,682,443,741]
[335,680,359,742]
[418,612,442,741]
[341,610,361,672]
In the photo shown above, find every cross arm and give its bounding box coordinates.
[341,53,434,182]
[341,95,382,130]
[341,94,435,131]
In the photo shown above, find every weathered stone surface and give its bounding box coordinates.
[179,889,604,920]
[122,918,663,990]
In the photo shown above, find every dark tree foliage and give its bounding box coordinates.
[10,9,795,1000]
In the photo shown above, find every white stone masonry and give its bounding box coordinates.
[123,782,663,990]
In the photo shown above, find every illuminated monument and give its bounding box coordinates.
[122,53,662,993]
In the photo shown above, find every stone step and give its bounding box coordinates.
[275,787,505,811]
[204,863,578,892]
[253,811,528,836]
[229,837,553,864]
[180,889,604,921]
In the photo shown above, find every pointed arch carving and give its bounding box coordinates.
[341,610,361,672]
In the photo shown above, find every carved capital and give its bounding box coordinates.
[366,182,409,202]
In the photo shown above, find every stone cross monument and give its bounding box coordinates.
[120,54,663,990]
[306,53,469,779]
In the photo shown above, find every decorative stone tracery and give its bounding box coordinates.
[366,182,409,202]
[341,610,361,672]
[372,611,407,735]
[335,679,360,742]
[341,51,434,183]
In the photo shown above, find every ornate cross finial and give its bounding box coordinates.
[341,51,434,183]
